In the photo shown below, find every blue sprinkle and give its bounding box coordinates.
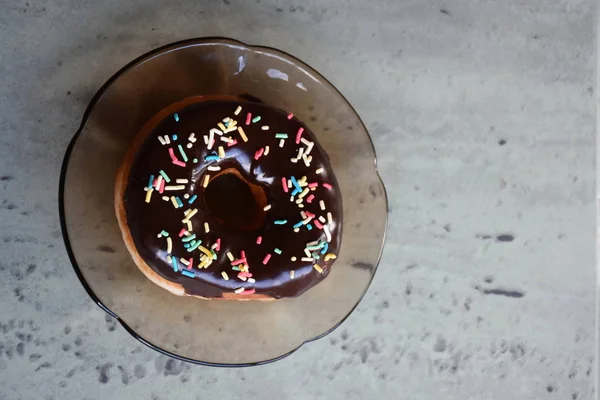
[174,113,180,122]
[172,134,178,141]
[175,197,183,207]
[274,219,287,225]
[306,224,313,231]
[291,188,301,196]
[181,234,196,243]
[205,155,219,162]
[147,175,155,188]
[184,243,190,249]
[172,257,179,272]
[181,270,195,278]
[188,194,198,204]
[290,176,302,191]
[321,243,329,254]
[293,221,304,229]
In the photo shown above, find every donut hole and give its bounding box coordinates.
[203,168,267,231]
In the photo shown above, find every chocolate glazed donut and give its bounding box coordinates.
[115,96,342,300]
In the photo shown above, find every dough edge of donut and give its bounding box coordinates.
[114,95,276,301]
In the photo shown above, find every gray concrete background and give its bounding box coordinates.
[0,0,595,399]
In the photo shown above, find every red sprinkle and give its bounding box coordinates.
[287,113,294,120]
[256,236,262,245]
[308,182,319,188]
[314,220,324,229]
[238,272,253,278]
[159,178,166,193]
[282,177,289,193]
[263,254,271,265]
[178,228,187,237]
[216,238,221,251]
[306,194,315,203]
[188,258,194,269]
[254,147,264,160]
[305,211,316,218]
[227,139,238,147]
[295,127,304,144]
[245,113,252,125]
[241,289,255,295]
[323,183,333,190]
[231,258,247,266]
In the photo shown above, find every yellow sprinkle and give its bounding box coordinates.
[227,252,234,261]
[316,167,324,174]
[182,208,198,223]
[313,264,323,273]
[261,125,269,130]
[234,105,242,115]
[299,188,310,198]
[299,176,307,186]
[164,185,185,191]
[218,146,225,158]
[264,145,270,156]
[320,200,326,210]
[327,212,333,225]
[291,256,297,261]
[184,208,193,216]
[203,174,210,188]
[186,221,192,231]
[289,270,295,279]
[176,178,189,184]
[204,222,210,233]
[198,245,212,258]
[166,237,172,254]
[180,257,190,265]
[234,287,245,294]
[217,122,227,131]
[237,126,248,142]
[324,253,337,261]
[145,188,153,203]
[263,204,272,211]
[170,196,179,208]
[279,139,285,148]
[221,271,229,280]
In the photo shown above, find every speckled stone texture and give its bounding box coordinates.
[0,0,595,399]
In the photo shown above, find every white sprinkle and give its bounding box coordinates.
[288,180,293,189]
[170,196,179,208]
[164,135,171,144]
[239,276,247,282]
[183,194,190,199]
[186,143,193,148]
[290,158,298,163]
[301,211,307,219]
[223,117,231,123]
[294,228,300,232]
[162,196,169,201]
[298,204,304,208]
[297,147,304,159]
[208,130,215,149]
[221,271,229,280]
[324,225,332,242]
[204,222,210,233]
[176,178,189,184]
[234,105,242,115]
[279,139,285,147]
[203,135,209,144]
[182,208,198,223]
[290,195,295,202]
[207,165,221,171]
[180,257,189,266]
[327,212,333,225]
[220,136,233,143]
[261,125,269,130]
[303,154,311,166]
[304,248,312,257]
[264,145,270,156]
[291,256,297,261]
[234,287,245,294]
[164,185,186,191]
[227,252,234,261]
[247,278,256,283]
[301,257,314,262]
[186,220,192,231]
[316,167,324,174]
[188,133,196,141]
[320,200,326,211]
[158,136,166,145]
[263,204,272,211]
[289,270,295,279]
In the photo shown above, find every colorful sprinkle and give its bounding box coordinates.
[282,177,289,193]
[218,146,225,158]
[295,127,304,144]
[174,113,180,122]
[181,234,196,243]
[252,115,261,123]
[175,197,184,208]
[159,170,171,183]
[177,144,188,162]
[314,220,324,229]
[237,126,248,142]
[204,154,219,162]
[263,254,271,265]
[245,113,252,125]
[274,133,289,139]
[171,256,179,272]
[306,224,313,231]
[274,219,287,225]
[313,264,323,273]
[274,248,282,255]
[323,183,333,190]
[188,194,197,204]
[182,270,195,278]
[292,221,304,229]
[187,240,202,252]
[178,228,187,237]
[306,194,315,203]
[170,196,179,208]
[145,188,153,203]
[320,243,329,254]
[324,254,337,262]
[287,113,294,120]
[221,271,229,280]
[254,147,264,160]
[256,236,262,245]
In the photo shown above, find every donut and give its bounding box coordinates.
[115,96,342,300]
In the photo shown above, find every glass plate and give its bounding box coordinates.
[59,38,387,366]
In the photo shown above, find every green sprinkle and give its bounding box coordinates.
[160,230,169,237]
[251,116,261,123]
[232,266,241,271]
[187,240,202,252]
[159,170,171,183]
[181,234,196,243]
[274,248,282,255]
[178,144,188,162]
[193,158,198,163]
[211,250,217,260]
[275,133,288,139]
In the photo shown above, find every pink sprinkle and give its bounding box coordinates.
[238,272,253,278]
[314,220,324,229]
[245,113,252,125]
[216,238,221,251]
[263,254,271,265]
[308,182,319,188]
[227,139,238,147]
[323,183,333,190]
[231,258,247,266]
[168,147,177,161]
[159,179,166,193]
[241,250,246,258]
[306,194,315,203]
[282,177,288,193]
[241,289,256,295]
[295,127,304,144]
[152,177,159,188]
[254,147,264,160]
[173,160,186,167]
[305,211,316,218]
[256,236,262,245]
[188,258,194,269]
[287,113,294,120]
[178,228,187,237]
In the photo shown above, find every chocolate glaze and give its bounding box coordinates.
[124,100,342,298]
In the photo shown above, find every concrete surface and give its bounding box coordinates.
[0,0,595,399]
